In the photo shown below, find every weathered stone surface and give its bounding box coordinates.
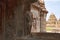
[14,33,60,40]
[31,0,48,32]
[1,0,37,40]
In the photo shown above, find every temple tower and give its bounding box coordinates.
[47,13,57,27]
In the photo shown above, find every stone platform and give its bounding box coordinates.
[16,33,60,40]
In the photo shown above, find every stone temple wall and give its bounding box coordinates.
[1,0,37,40]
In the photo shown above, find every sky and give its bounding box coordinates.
[44,0,60,21]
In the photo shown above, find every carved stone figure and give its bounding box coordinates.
[25,11,33,36]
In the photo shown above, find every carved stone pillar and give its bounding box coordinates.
[3,0,17,40]
[40,11,47,32]
[39,1,48,32]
